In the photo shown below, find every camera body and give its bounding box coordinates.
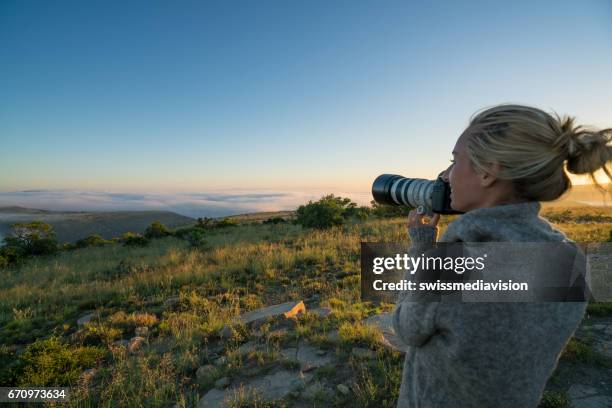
[372,174,463,215]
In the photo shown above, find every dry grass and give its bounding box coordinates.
[0,206,610,406]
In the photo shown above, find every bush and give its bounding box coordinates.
[370,200,412,218]
[196,217,215,229]
[538,391,571,408]
[263,217,287,225]
[144,221,170,239]
[343,205,371,221]
[296,194,360,229]
[2,221,58,264]
[171,226,193,239]
[0,245,25,265]
[18,336,105,386]
[121,232,149,247]
[0,254,7,268]
[75,234,109,249]
[215,218,238,228]
[186,229,207,249]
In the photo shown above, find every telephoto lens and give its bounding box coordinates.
[371,174,462,215]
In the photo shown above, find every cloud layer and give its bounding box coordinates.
[0,190,373,218]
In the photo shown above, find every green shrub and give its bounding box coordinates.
[197,217,215,229]
[144,221,170,239]
[75,234,109,249]
[0,245,24,265]
[215,218,238,228]
[121,232,149,247]
[587,302,612,316]
[186,229,207,249]
[18,336,105,386]
[4,221,58,256]
[370,200,412,218]
[538,391,571,408]
[263,217,287,225]
[296,194,357,229]
[171,226,193,239]
[344,205,371,221]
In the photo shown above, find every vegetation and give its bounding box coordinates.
[145,221,171,239]
[296,194,371,229]
[0,201,610,407]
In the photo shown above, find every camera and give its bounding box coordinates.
[371,174,463,215]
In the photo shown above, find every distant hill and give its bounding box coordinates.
[0,207,195,243]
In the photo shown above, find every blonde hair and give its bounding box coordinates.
[463,104,612,201]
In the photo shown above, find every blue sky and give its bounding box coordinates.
[1,0,611,200]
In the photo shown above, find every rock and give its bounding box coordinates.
[336,384,350,395]
[295,342,333,371]
[352,347,376,359]
[164,296,180,309]
[197,388,226,408]
[237,341,261,355]
[198,370,311,407]
[219,325,233,339]
[196,364,216,381]
[302,382,333,400]
[135,326,149,337]
[213,356,227,367]
[568,384,612,408]
[77,312,96,327]
[112,339,130,348]
[311,307,332,318]
[214,377,230,389]
[595,340,612,358]
[70,328,86,342]
[128,336,146,353]
[363,313,405,352]
[237,301,306,325]
[150,337,173,354]
[326,330,340,342]
[280,347,298,360]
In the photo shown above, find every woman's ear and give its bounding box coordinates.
[479,162,502,188]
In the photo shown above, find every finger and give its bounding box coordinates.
[429,213,441,226]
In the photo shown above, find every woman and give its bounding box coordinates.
[392,104,611,408]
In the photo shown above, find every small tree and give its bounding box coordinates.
[121,232,148,247]
[144,221,170,239]
[4,221,58,257]
[370,200,412,218]
[215,218,238,228]
[263,217,287,225]
[197,217,215,229]
[75,234,108,249]
[186,229,207,249]
[296,194,356,229]
[343,204,371,221]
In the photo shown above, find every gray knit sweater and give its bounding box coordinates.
[392,201,587,408]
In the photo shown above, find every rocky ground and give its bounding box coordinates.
[121,298,610,408]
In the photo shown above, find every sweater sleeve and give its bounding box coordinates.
[392,225,440,349]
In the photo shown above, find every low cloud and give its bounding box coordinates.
[0,190,373,218]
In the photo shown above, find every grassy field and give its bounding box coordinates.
[0,206,610,407]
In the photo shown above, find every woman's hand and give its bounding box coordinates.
[407,210,440,229]
[407,210,440,244]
